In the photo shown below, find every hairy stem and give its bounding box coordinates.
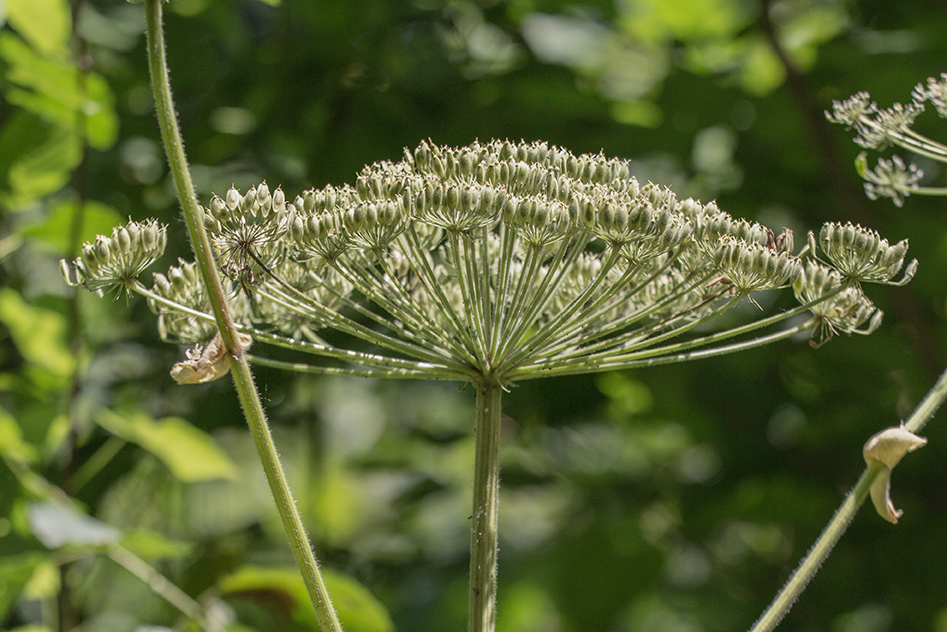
[469,379,503,632]
[750,363,947,632]
[142,2,342,630]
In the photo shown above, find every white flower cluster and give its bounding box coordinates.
[64,140,914,382]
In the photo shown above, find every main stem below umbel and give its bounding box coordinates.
[469,379,503,632]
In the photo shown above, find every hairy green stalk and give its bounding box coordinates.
[469,379,503,632]
[142,2,342,630]
[751,364,947,631]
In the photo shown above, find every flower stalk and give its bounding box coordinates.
[141,2,342,630]
[469,379,503,632]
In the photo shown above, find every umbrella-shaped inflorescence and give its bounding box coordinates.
[63,138,916,632]
[65,139,914,384]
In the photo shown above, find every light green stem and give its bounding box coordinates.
[469,379,503,632]
[142,3,342,631]
[108,546,218,631]
[750,363,947,632]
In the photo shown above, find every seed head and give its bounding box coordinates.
[61,219,166,295]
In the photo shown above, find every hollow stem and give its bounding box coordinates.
[142,2,342,630]
[469,378,503,632]
[750,363,947,632]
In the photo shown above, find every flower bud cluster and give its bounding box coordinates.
[149,260,250,343]
[912,73,947,117]
[713,236,802,293]
[817,222,911,284]
[827,75,947,205]
[61,219,166,294]
[825,93,922,150]
[149,260,214,342]
[67,139,914,377]
[793,261,880,346]
[204,183,289,286]
[692,205,770,255]
[858,154,922,208]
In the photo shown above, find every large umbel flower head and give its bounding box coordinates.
[64,140,915,384]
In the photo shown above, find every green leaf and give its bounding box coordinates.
[120,529,193,561]
[0,289,75,379]
[2,124,81,209]
[0,111,47,192]
[738,37,785,96]
[0,404,39,463]
[96,410,239,483]
[20,199,122,255]
[0,32,118,150]
[855,151,869,179]
[27,501,121,548]
[220,565,394,632]
[21,558,58,600]
[0,554,43,620]
[5,0,71,55]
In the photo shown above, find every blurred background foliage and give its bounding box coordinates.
[1,0,946,631]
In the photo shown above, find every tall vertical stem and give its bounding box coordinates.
[469,378,503,632]
[142,3,342,630]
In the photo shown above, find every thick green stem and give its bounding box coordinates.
[469,379,503,632]
[750,363,947,632]
[142,3,342,631]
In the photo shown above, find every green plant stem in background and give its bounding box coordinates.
[469,379,503,632]
[142,2,343,631]
[108,546,218,632]
[750,363,947,632]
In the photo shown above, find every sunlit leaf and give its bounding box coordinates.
[27,501,121,548]
[738,37,785,96]
[0,289,75,379]
[0,32,118,150]
[0,33,77,109]
[619,0,751,42]
[22,558,58,600]
[220,565,394,632]
[120,529,193,561]
[2,125,81,209]
[96,410,239,483]
[610,100,662,127]
[0,405,38,463]
[5,0,71,55]
[0,554,43,620]
[21,199,122,255]
[313,458,363,546]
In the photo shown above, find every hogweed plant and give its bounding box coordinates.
[59,2,933,630]
[64,138,919,630]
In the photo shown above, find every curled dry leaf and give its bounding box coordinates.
[862,424,927,523]
[171,332,253,384]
